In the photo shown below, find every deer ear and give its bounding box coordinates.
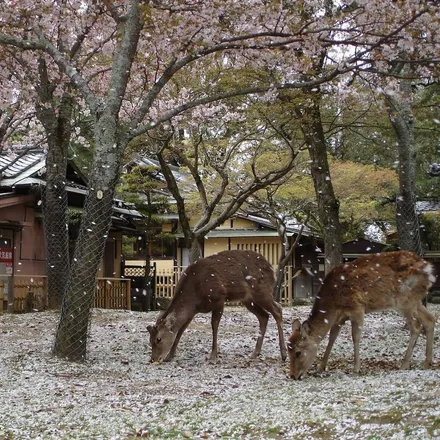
[301,321,312,336]
[291,319,301,333]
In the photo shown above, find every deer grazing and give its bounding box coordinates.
[288,250,436,380]
[147,249,287,363]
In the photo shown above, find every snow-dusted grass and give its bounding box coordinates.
[1,304,440,439]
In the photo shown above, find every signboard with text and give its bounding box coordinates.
[0,248,13,274]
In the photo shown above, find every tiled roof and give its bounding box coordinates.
[126,155,186,183]
[0,151,45,180]
[416,201,440,212]
[0,149,142,220]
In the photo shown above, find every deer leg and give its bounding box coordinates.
[253,298,287,361]
[418,304,435,368]
[209,307,224,362]
[351,314,364,374]
[400,311,422,370]
[243,301,269,359]
[164,318,192,362]
[270,300,288,361]
[318,320,346,373]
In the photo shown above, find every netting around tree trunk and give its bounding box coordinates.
[396,193,422,255]
[53,188,114,361]
[42,181,70,309]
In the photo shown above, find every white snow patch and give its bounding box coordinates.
[0,306,439,439]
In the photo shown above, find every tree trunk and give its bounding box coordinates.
[189,236,204,264]
[35,67,73,309]
[53,1,142,360]
[53,113,124,360]
[385,77,421,254]
[43,143,70,309]
[299,96,343,274]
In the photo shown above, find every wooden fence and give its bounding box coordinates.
[0,265,299,313]
[154,265,297,306]
[0,275,131,313]
[0,275,48,313]
[95,278,131,310]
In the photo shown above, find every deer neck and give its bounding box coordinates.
[161,300,196,334]
[308,305,338,343]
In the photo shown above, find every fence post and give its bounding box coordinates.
[287,266,293,305]
[7,275,14,313]
[42,276,48,309]
[126,279,131,310]
[104,280,109,309]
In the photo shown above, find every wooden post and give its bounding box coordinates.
[42,276,48,309]
[126,279,131,310]
[287,266,293,306]
[104,279,109,309]
[7,275,14,313]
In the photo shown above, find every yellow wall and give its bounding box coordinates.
[162,222,173,233]
[204,237,229,256]
[170,215,283,268]
[204,236,281,267]
[231,218,255,229]
[231,238,280,266]
[215,217,256,229]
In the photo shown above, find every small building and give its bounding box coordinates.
[0,148,142,311]
[170,212,324,300]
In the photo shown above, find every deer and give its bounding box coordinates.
[147,249,287,363]
[288,250,436,380]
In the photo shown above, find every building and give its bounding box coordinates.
[0,148,142,311]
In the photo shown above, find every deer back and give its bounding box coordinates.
[180,249,275,309]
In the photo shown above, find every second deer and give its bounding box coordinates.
[288,250,436,379]
[147,249,287,363]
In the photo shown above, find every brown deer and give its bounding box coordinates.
[288,250,436,379]
[147,249,287,363]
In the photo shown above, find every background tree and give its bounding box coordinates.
[120,164,171,259]
[119,164,172,309]
[154,111,299,263]
[245,184,312,302]
[382,66,422,254]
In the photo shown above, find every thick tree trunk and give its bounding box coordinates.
[189,236,204,264]
[43,144,70,309]
[386,78,421,254]
[53,1,142,360]
[35,76,73,309]
[299,97,343,274]
[53,113,124,360]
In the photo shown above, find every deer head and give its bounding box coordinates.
[147,313,176,363]
[288,319,318,380]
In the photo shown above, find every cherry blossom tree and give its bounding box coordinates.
[153,109,300,263]
[0,61,35,149]
[0,0,438,360]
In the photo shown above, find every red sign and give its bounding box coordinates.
[0,248,13,263]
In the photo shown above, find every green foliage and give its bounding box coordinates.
[274,158,398,240]
[325,82,440,200]
[118,164,174,258]
[420,212,440,251]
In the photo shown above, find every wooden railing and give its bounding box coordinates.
[154,266,297,305]
[155,267,184,300]
[95,278,131,310]
[0,275,131,313]
[0,275,48,313]
[1,266,297,313]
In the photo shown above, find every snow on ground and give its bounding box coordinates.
[1,304,440,440]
